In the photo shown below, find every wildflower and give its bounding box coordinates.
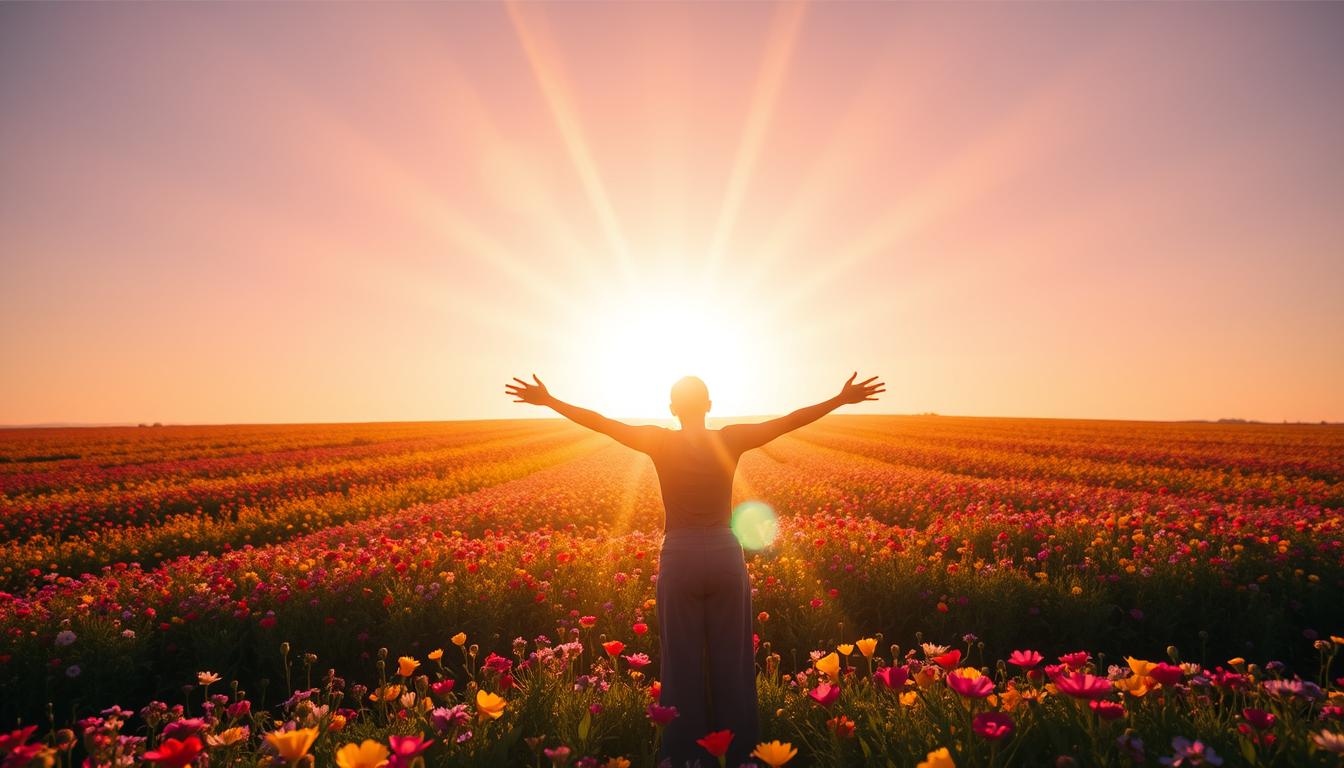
[1242,708,1276,730]
[142,736,205,768]
[917,747,956,768]
[837,643,855,656]
[397,656,420,677]
[428,648,443,661]
[874,665,909,691]
[65,664,81,678]
[1052,671,1112,700]
[1059,651,1091,669]
[647,703,679,726]
[1159,736,1222,766]
[430,704,471,734]
[197,671,221,686]
[206,726,249,747]
[1312,730,1344,753]
[947,668,994,699]
[604,759,631,768]
[622,653,651,669]
[932,650,962,670]
[808,682,840,707]
[696,729,734,761]
[265,727,319,765]
[856,638,877,658]
[334,740,391,768]
[579,616,598,628]
[476,690,506,721]
[922,643,951,658]
[1090,700,1126,720]
[1150,663,1184,687]
[1125,657,1156,678]
[55,630,76,646]
[1008,650,1043,669]
[602,640,625,657]
[544,745,571,766]
[751,740,798,767]
[814,652,840,681]
[973,711,1014,741]
[827,715,856,738]
[387,735,433,768]
[452,632,467,647]
[162,718,207,741]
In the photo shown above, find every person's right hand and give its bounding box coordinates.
[505,374,554,406]
[837,372,885,405]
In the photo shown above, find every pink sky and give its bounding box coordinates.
[2,2,1342,425]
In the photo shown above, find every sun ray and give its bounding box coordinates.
[701,0,809,288]
[505,1,636,287]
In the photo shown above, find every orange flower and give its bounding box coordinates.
[397,656,420,677]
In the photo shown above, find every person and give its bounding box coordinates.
[504,372,885,767]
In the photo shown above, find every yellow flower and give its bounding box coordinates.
[814,652,840,682]
[476,689,507,721]
[197,671,221,686]
[1125,657,1155,679]
[206,726,248,747]
[265,727,318,763]
[837,643,855,656]
[604,759,631,768]
[1114,674,1151,697]
[334,740,390,768]
[428,648,444,661]
[915,667,938,688]
[397,656,420,677]
[452,632,468,647]
[1228,657,1246,668]
[328,714,347,732]
[855,638,877,658]
[899,691,919,707]
[917,747,956,768]
[751,740,798,768]
[369,684,403,702]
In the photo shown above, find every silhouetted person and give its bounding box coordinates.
[505,372,884,767]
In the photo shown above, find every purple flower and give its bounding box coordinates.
[1159,737,1223,766]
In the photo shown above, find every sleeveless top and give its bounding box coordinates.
[643,428,746,531]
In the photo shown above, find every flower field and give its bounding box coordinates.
[1,415,1342,766]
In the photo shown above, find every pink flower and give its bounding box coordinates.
[1008,650,1043,669]
[647,703,679,726]
[1052,671,1112,700]
[946,668,995,699]
[1059,651,1091,670]
[622,653,651,669]
[972,711,1014,741]
[1090,700,1126,720]
[808,682,840,707]
[873,665,909,691]
[387,735,433,768]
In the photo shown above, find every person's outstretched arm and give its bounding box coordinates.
[723,372,884,452]
[505,374,663,454]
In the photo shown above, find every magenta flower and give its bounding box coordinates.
[647,703,679,726]
[1159,736,1223,766]
[972,711,1014,741]
[1058,651,1091,670]
[1150,663,1184,687]
[873,665,909,691]
[946,669,995,699]
[387,734,433,768]
[808,682,840,707]
[1090,700,1126,720]
[1052,671,1112,700]
[1008,650,1043,669]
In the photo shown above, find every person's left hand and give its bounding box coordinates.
[505,374,553,406]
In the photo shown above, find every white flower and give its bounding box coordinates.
[1314,731,1344,754]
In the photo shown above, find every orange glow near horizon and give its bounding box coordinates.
[1,2,1343,425]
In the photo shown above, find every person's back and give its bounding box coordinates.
[646,427,741,530]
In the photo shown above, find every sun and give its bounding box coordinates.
[568,284,768,419]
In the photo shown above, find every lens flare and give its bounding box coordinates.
[731,500,778,550]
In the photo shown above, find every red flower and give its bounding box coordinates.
[1149,663,1183,687]
[1243,708,1277,730]
[602,640,626,657]
[647,703,679,725]
[696,729,733,757]
[1090,700,1126,720]
[972,711,1014,741]
[632,622,648,636]
[932,650,961,670]
[142,736,204,768]
[826,715,856,739]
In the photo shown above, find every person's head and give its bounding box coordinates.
[669,376,711,423]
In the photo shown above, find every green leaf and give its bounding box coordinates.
[579,709,592,744]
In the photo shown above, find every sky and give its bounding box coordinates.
[2,2,1342,425]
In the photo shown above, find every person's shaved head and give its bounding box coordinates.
[670,376,710,420]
